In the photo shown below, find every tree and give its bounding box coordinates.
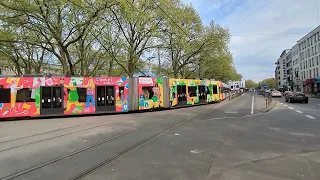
[261,78,275,89]
[160,1,204,78]
[0,0,243,80]
[0,0,117,75]
[101,0,168,77]
[245,80,255,89]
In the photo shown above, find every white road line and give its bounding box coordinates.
[296,110,303,113]
[251,95,254,114]
[288,107,294,110]
[280,103,283,104]
[305,115,316,119]
[284,105,288,107]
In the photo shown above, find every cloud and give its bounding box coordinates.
[182,0,320,81]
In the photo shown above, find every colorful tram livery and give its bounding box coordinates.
[0,75,231,119]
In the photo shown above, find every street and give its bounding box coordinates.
[0,93,319,180]
[276,96,320,120]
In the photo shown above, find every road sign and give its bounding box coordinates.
[263,84,268,89]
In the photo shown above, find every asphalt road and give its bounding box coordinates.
[0,93,319,180]
[276,95,320,120]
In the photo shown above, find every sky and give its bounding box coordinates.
[182,0,320,81]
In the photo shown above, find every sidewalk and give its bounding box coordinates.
[305,93,320,99]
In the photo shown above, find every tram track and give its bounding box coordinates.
[0,113,157,144]
[0,104,217,180]
[69,109,203,180]
[0,112,171,152]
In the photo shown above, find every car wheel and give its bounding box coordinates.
[305,99,308,104]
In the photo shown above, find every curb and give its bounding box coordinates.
[257,100,277,113]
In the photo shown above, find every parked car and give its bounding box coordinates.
[285,92,308,103]
[271,90,282,97]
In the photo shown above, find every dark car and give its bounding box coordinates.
[285,92,308,103]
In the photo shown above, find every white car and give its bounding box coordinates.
[271,91,282,97]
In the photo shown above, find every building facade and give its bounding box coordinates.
[228,78,245,92]
[275,49,290,89]
[275,25,320,94]
[297,25,320,94]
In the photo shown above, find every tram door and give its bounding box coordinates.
[177,85,187,105]
[40,86,64,115]
[198,85,207,103]
[96,86,115,112]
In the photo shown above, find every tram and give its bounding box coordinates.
[0,75,231,119]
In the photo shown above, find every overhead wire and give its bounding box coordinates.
[229,0,275,28]
[232,32,308,37]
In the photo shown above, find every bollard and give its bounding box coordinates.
[265,98,268,107]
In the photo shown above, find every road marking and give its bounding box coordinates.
[305,115,316,119]
[251,95,254,114]
[280,103,283,104]
[284,105,288,107]
[288,107,294,110]
[296,110,303,113]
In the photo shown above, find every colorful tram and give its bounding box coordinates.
[0,75,231,119]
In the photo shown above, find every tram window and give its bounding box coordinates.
[188,86,197,97]
[206,86,211,94]
[16,88,35,102]
[119,87,124,98]
[142,87,154,99]
[0,88,10,103]
[106,87,115,105]
[77,88,87,102]
[212,85,218,94]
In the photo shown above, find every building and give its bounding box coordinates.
[291,44,301,92]
[275,25,320,93]
[228,78,245,92]
[275,49,290,89]
[297,25,320,94]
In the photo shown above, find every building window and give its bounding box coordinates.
[312,58,314,67]
[309,70,312,78]
[317,56,319,65]
[317,68,319,77]
[312,47,314,55]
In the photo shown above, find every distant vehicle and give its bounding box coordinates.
[271,90,282,97]
[285,92,308,103]
[283,91,291,96]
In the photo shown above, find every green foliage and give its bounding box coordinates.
[260,78,276,89]
[0,0,242,80]
[245,80,255,88]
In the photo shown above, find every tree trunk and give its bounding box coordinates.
[108,58,113,76]
[58,47,69,75]
[128,47,135,77]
